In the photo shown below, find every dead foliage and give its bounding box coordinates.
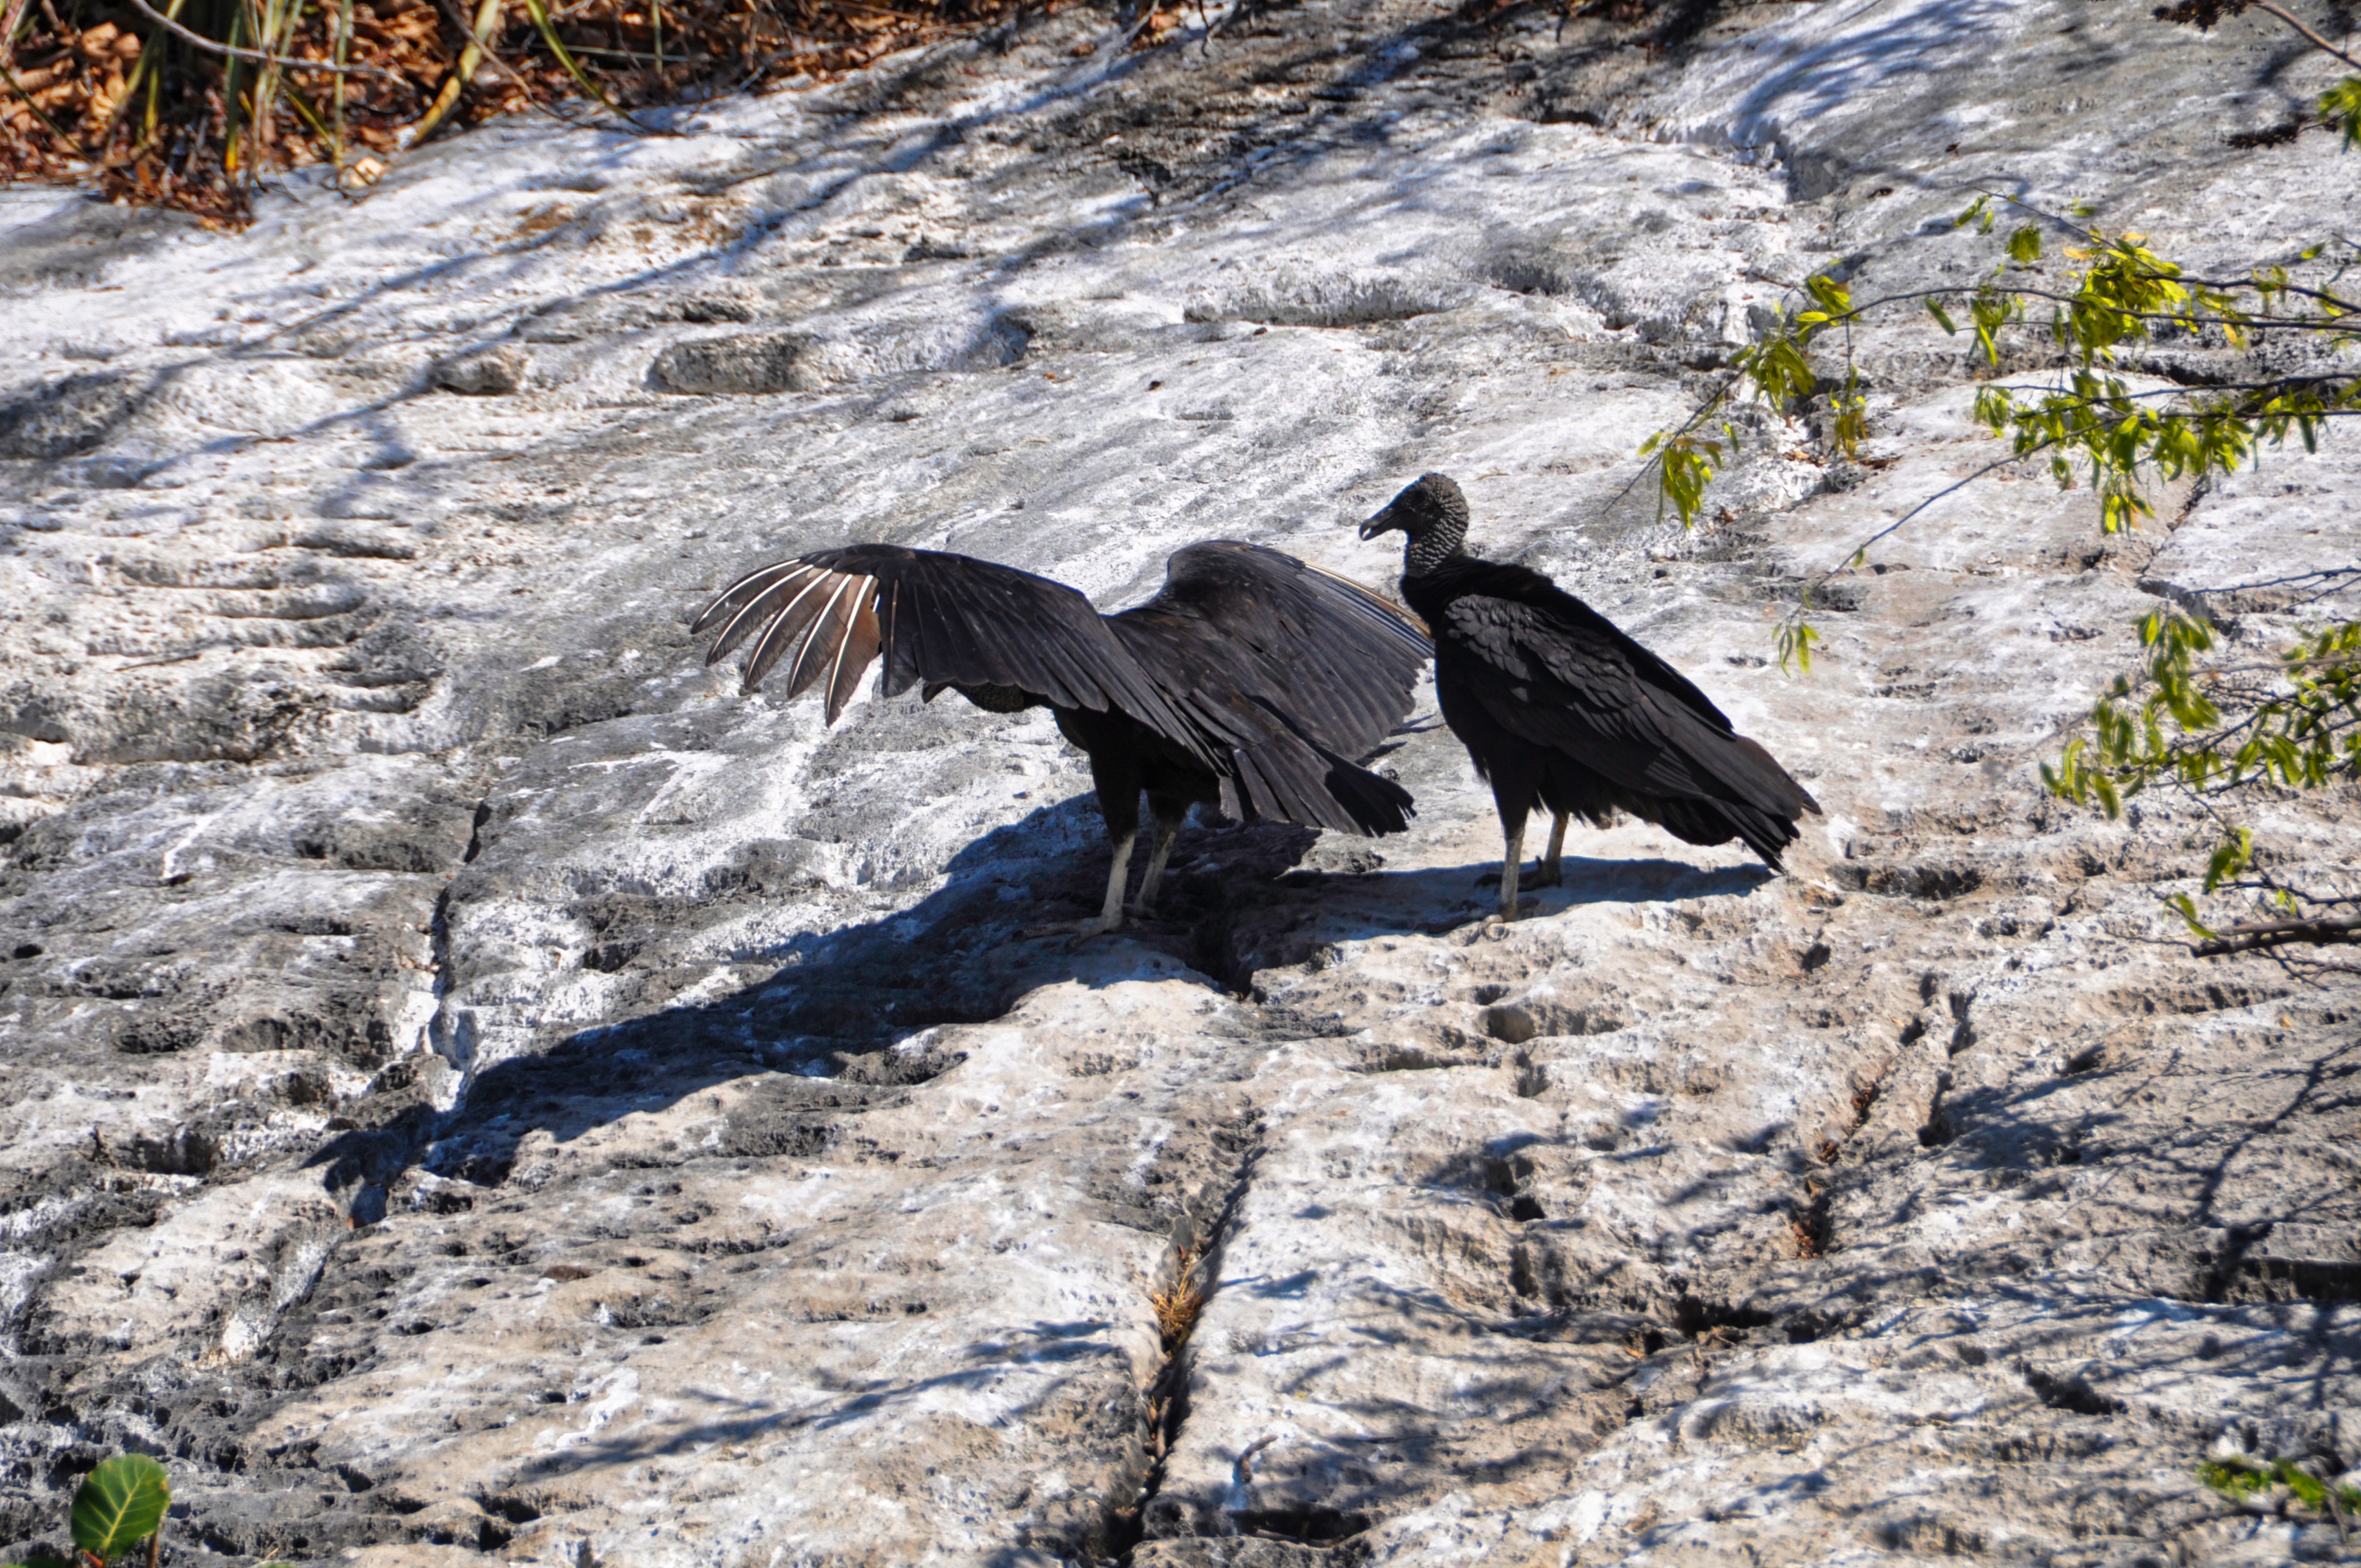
[0,0,1045,225]
[1789,1212,1823,1260]
[1148,1243,1204,1351]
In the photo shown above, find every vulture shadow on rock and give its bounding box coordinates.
[1287,851,1779,944]
[310,791,1335,1205]
[311,792,1786,1213]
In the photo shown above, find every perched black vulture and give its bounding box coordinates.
[1360,473,1821,921]
[694,539,1430,933]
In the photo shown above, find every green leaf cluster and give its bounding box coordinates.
[1634,269,1863,534]
[1935,209,2357,538]
[2324,77,2361,151]
[1625,112,2361,942]
[2199,1453,2361,1517]
[1636,427,1730,527]
[1638,182,2361,570]
[1774,620,1820,675]
[2043,606,2361,914]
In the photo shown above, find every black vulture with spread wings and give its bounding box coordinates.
[694,539,1430,934]
[1360,473,1821,921]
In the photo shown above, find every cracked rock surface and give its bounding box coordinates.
[4,1,2360,1564]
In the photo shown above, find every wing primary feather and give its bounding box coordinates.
[824,580,882,723]
[900,578,956,686]
[705,565,823,666]
[878,581,914,696]
[692,559,806,637]
[783,576,863,700]
[740,571,844,693]
[1297,558,1432,642]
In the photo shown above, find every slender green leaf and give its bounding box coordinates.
[1776,620,1820,675]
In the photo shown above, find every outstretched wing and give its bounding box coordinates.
[692,544,1205,756]
[1112,540,1431,761]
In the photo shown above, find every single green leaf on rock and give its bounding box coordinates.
[2007,225,2042,264]
[2166,893,2216,940]
[1926,297,1959,335]
[71,1455,169,1561]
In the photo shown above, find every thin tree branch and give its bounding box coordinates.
[2249,0,2361,72]
[1839,282,2354,333]
[1984,377,2361,401]
[1801,436,2070,596]
[2195,915,2361,957]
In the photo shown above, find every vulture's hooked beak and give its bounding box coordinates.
[1358,500,1403,542]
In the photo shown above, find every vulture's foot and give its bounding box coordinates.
[1019,914,1125,941]
[1537,813,1570,888]
[1476,898,1541,930]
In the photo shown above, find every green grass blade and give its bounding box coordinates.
[408,0,501,145]
[329,0,349,170]
[101,0,192,156]
[70,1455,170,1561]
[280,71,335,143]
[522,0,640,124]
[223,5,247,175]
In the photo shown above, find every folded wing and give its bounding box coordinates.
[1110,542,1424,836]
[1113,540,1432,759]
[1442,577,1818,858]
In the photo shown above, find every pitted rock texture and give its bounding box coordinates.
[4,1,2360,1565]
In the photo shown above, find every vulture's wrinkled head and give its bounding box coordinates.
[1358,473,1468,542]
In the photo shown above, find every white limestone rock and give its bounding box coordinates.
[1,2,2357,1564]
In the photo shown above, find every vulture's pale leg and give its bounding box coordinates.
[1497,820,1526,923]
[1080,831,1137,937]
[1538,811,1570,888]
[1132,811,1183,916]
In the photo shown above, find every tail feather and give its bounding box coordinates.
[1317,748,1415,836]
[1631,791,1803,868]
[1221,734,1415,836]
[1728,734,1821,818]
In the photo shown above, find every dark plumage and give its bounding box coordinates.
[1360,473,1821,921]
[694,539,1430,933]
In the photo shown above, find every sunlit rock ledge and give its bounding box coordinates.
[1,1,2356,1563]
